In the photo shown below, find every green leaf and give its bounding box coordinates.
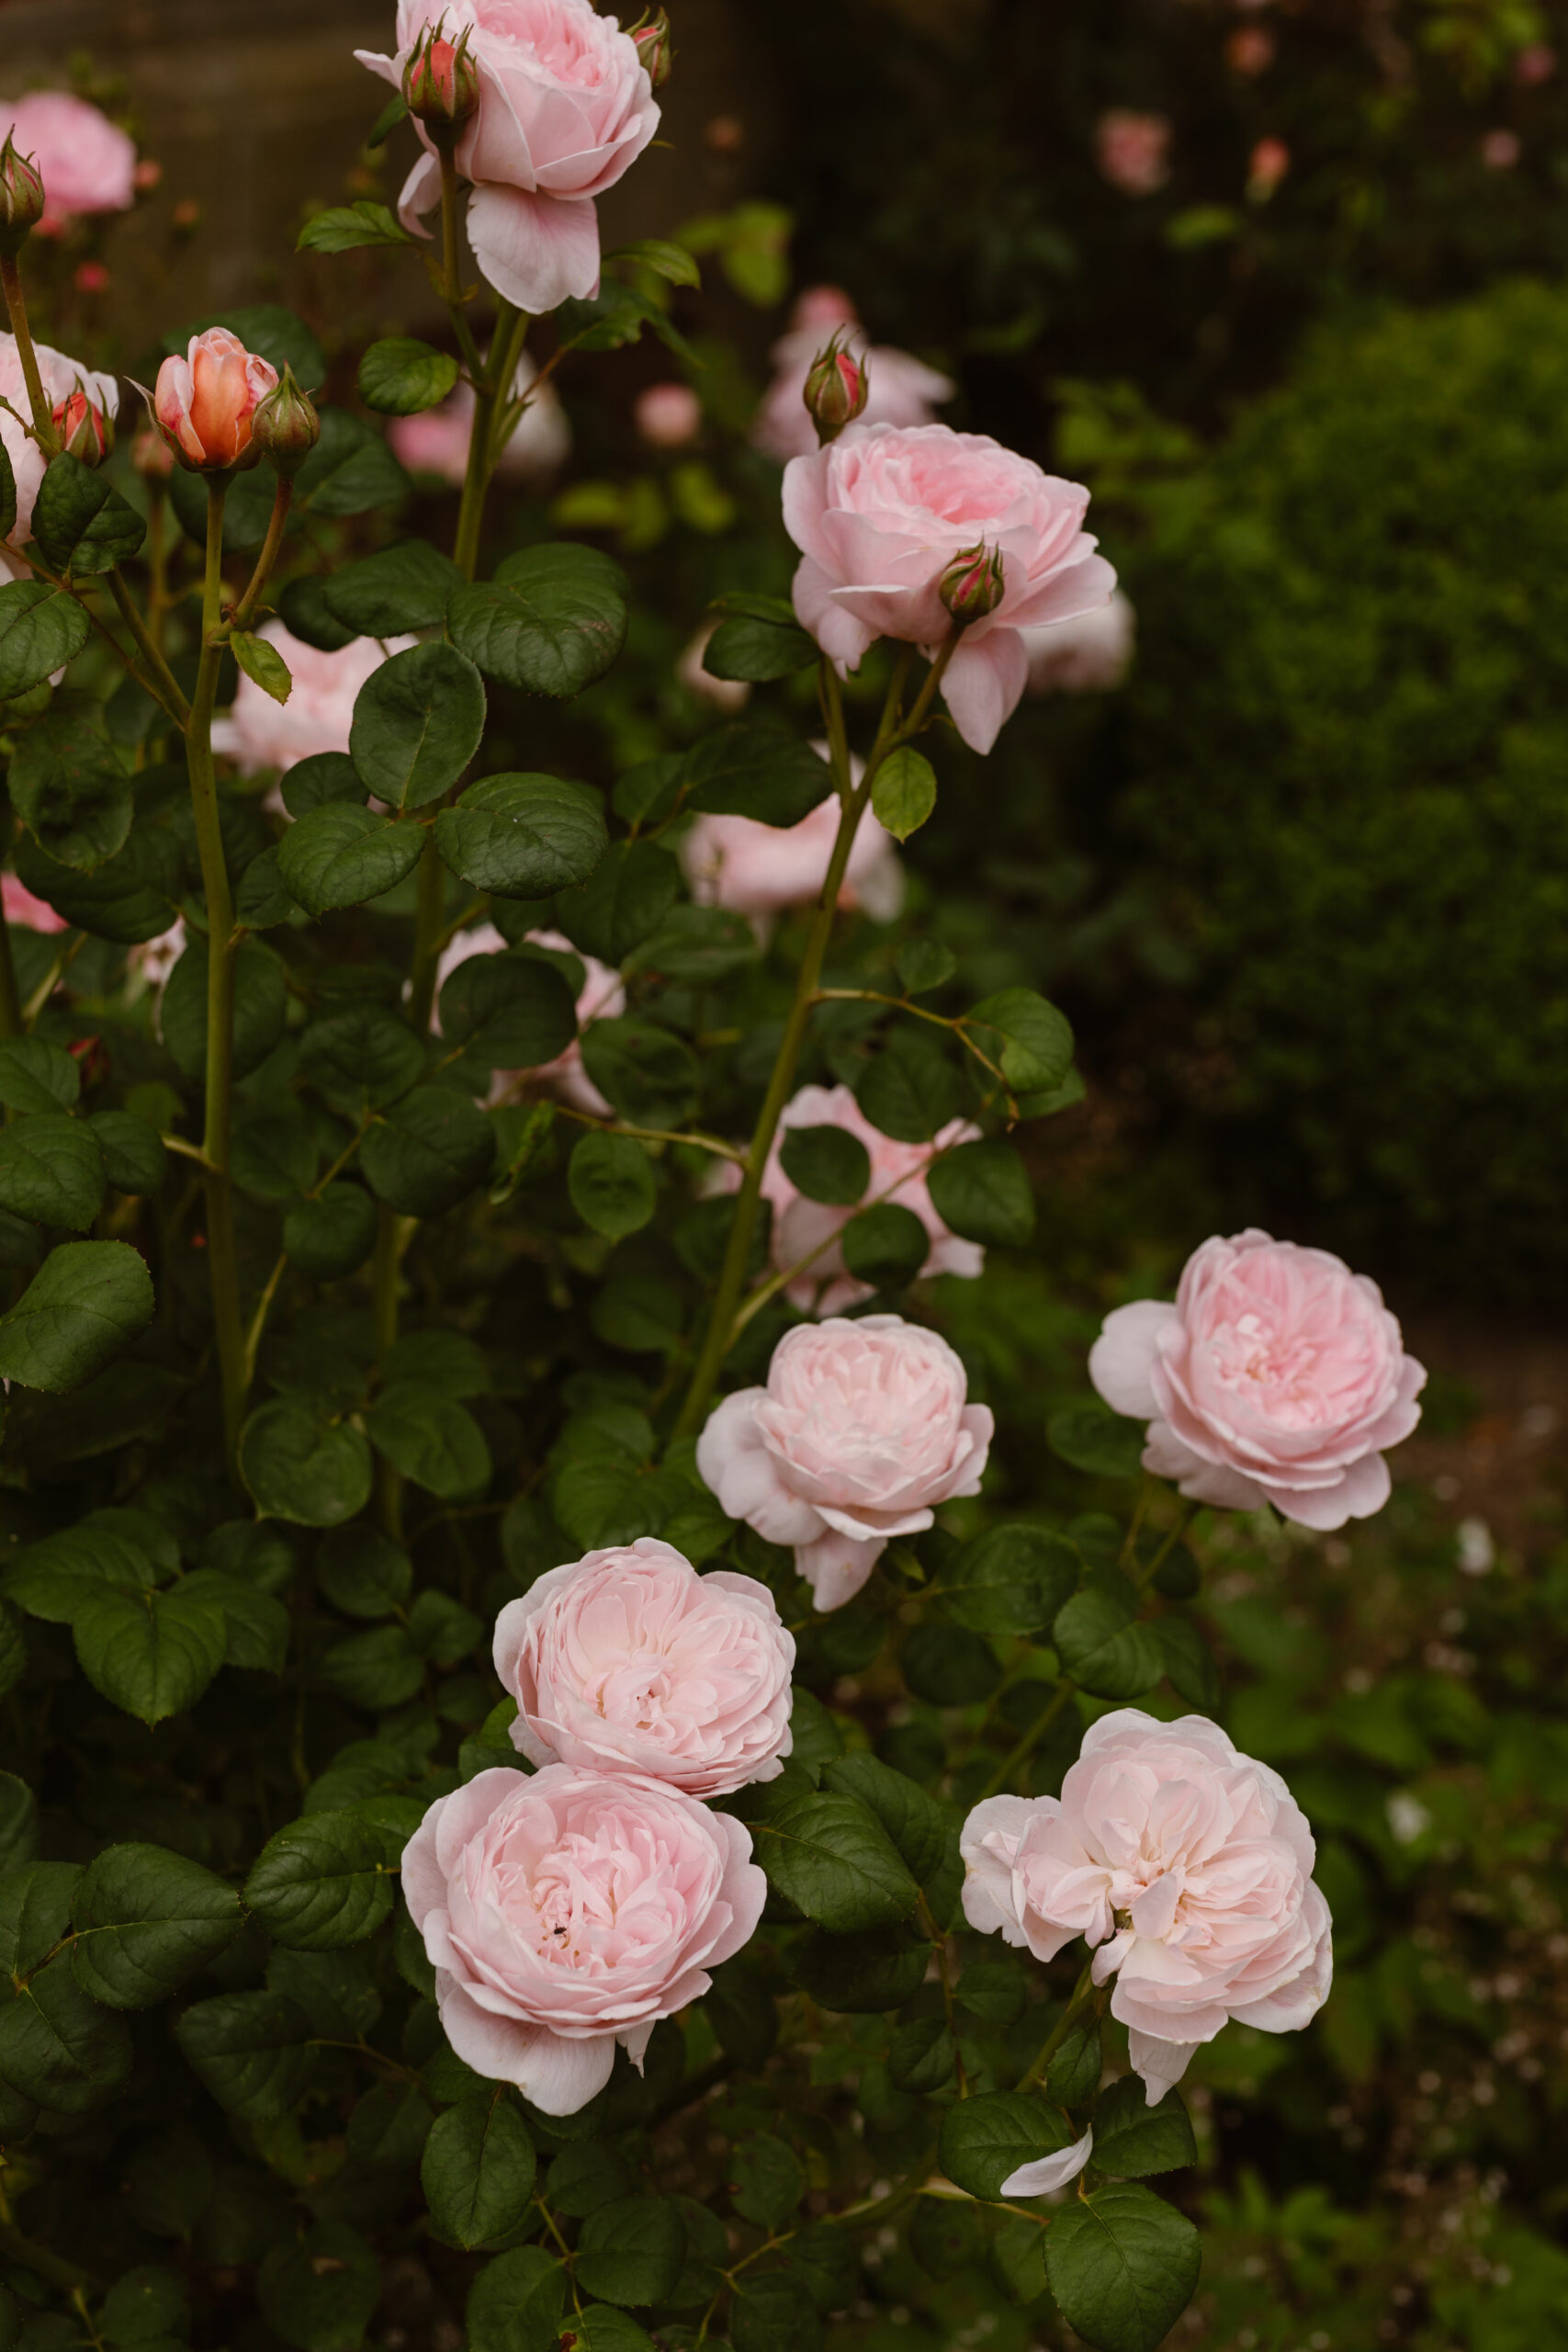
[966,988,1075,1094]
[317,1623,423,1709]
[13,830,178,943]
[575,2196,686,2307]
[284,1183,378,1280]
[243,841,301,926]
[897,939,958,997]
[466,2246,568,2352]
[751,1791,918,1931]
[162,936,288,1082]
[938,2090,1077,2200]
[449,546,628,699]
[278,576,362,655]
[0,1035,78,1116]
[608,238,702,287]
[277,803,427,915]
[31,455,146,576]
[99,2266,188,2346]
[1047,2014,1104,2107]
[579,1016,698,1126]
[682,725,833,826]
[953,1953,1027,2028]
[871,746,937,842]
[88,1111,167,1195]
[72,1578,228,1724]
[926,1138,1034,1248]
[299,1003,424,1115]
[731,2273,823,2352]
[1053,1574,1164,1702]
[324,539,463,638]
[1048,1400,1147,1480]
[702,597,817,684]
[245,1801,417,1950]
[569,1131,656,1238]
[257,2223,381,2352]
[231,628,293,706]
[1,1518,160,1623]
[0,436,14,543]
[0,582,91,698]
[364,1381,491,1499]
[179,1567,290,1674]
[1091,2076,1198,2177]
[795,1925,928,2014]
[1045,2182,1201,2352]
[361,1087,495,1217]
[422,2090,537,2249]
[841,1201,929,1288]
[946,1524,1079,1636]
[854,1027,964,1144]
[9,694,132,870]
[298,198,409,253]
[174,1990,314,2121]
[730,2133,805,2231]
[296,407,411,520]
[0,1776,38,1873]
[316,1524,412,1619]
[0,1239,153,1391]
[902,1622,1000,1706]
[820,1753,948,1883]
[434,772,607,899]
[779,1124,869,1205]
[70,1844,243,2008]
[547,2141,635,2218]
[0,1957,132,2113]
[357,337,461,415]
[1154,1616,1222,1711]
[558,837,678,960]
[627,901,757,984]
[350,641,485,811]
[240,1401,375,1528]
[438,948,578,1069]
[0,1113,105,1230]
[570,2312,656,2352]
[705,1958,784,2057]
[0,1860,81,1978]
[888,2013,956,2093]
[611,753,684,828]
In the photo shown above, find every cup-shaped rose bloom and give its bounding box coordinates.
[682,747,903,925]
[1089,1229,1426,1532]
[433,922,624,1115]
[963,1710,1333,2105]
[697,1315,993,1611]
[357,0,660,316]
[752,288,954,466]
[400,1764,765,2113]
[784,423,1116,755]
[0,335,118,548]
[493,1537,795,1797]
[151,328,278,471]
[210,623,418,776]
[0,94,135,231]
[1023,590,1136,696]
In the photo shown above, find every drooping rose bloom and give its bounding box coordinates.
[752,287,954,466]
[433,922,625,1115]
[389,355,570,487]
[0,334,118,548]
[784,424,1116,755]
[697,1315,994,1611]
[1022,590,1136,696]
[636,381,702,449]
[356,0,660,316]
[1096,108,1172,197]
[962,1710,1334,2105]
[1089,1229,1426,1531]
[400,1763,764,2112]
[682,745,903,924]
[211,623,418,776]
[2,874,69,935]
[493,1537,795,1795]
[0,94,136,231]
[149,328,278,471]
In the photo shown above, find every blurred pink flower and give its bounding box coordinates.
[1247,137,1291,200]
[1096,109,1171,198]
[677,622,750,715]
[682,748,903,924]
[2,874,68,934]
[1481,129,1521,170]
[1022,590,1136,696]
[0,93,135,231]
[752,287,953,466]
[636,381,702,449]
[434,922,625,1116]
[1515,42,1556,85]
[212,622,417,775]
[1226,27,1274,74]
[390,356,570,487]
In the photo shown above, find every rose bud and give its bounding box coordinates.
[631,8,673,91]
[402,22,480,142]
[52,382,114,466]
[146,326,279,472]
[0,135,45,259]
[250,363,321,480]
[939,538,1007,624]
[803,329,869,444]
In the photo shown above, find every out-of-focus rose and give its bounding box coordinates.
[1096,108,1171,197]
[962,1710,1334,2105]
[696,1315,994,1611]
[784,423,1116,755]
[389,355,570,487]
[150,327,278,472]
[682,747,903,925]
[0,94,135,231]
[1516,41,1556,84]
[401,1764,764,2112]
[356,0,660,316]
[211,622,417,775]
[752,288,953,466]
[1022,590,1136,696]
[1226,26,1274,74]
[1089,1228,1426,1532]
[1247,136,1291,199]
[635,380,702,449]
[1481,128,1521,169]
[493,1536,795,1795]
[0,334,118,545]
[433,922,625,1115]
[676,621,750,716]
[2,874,68,934]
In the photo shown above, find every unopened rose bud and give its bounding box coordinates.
[52,382,114,466]
[939,540,1006,625]
[631,9,673,91]
[0,135,45,260]
[250,363,321,480]
[143,325,279,472]
[803,330,868,445]
[403,20,480,143]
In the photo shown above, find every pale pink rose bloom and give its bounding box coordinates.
[433,922,625,1116]
[0,93,135,230]
[1022,590,1136,696]
[493,1536,795,1796]
[752,288,954,467]
[682,746,902,923]
[211,622,418,776]
[2,874,68,934]
[1481,128,1521,169]
[962,1710,1334,2106]
[1089,1229,1426,1532]
[755,1083,983,1316]
[152,328,277,471]
[356,0,660,316]
[636,381,702,449]
[1096,109,1172,197]
[401,1763,764,2113]
[784,423,1116,755]
[389,355,570,487]
[677,622,750,715]
[1515,41,1556,85]
[0,335,118,546]
[696,1314,994,1611]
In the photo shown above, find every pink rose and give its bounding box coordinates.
[1515,41,1556,85]
[1096,109,1172,197]
[1481,128,1521,170]
[962,1710,1333,2105]
[151,327,277,473]
[752,288,954,466]
[400,1763,764,2113]
[0,94,135,230]
[755,1083,983,1315]
[2,874,69,935]
[356,0,660,315]
[493,1537,795,1795]
[389,355,570,487]
[211,622,418,776]
[682,747,903,923]
[1247,136,1291,199]
[1022,589,1136,695]
[433,922,625,1114]
[1089,1228,1426,1532]
[784,423,1116,754]
[636,381,702,449]
[696,1314,994,1611]
[0,335,118,546]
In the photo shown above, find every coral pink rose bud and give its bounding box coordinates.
[696,1314,994,1611]
[1022,589,1136,696]
[784,423,1116,754]
[681,747,904,924]
[400,1763,765,2113]
[149,327,279,472]
[635,380,702,449]
[0,137,45,259]
[1247,136,1290,200]
[803,331,869,444]
[403,24,481,139]
[1089,1228,1426,1532]
[1096,108,1171,198]
[2,874,69,935]
[0,94,136,232]
[52,385,113,467]
[493,1537,795,1796]
[963,1711,1334,2105]
[210,622,417,775]
[631,7,673,91]
[939,538,1006,626]
[250,364,321,480]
